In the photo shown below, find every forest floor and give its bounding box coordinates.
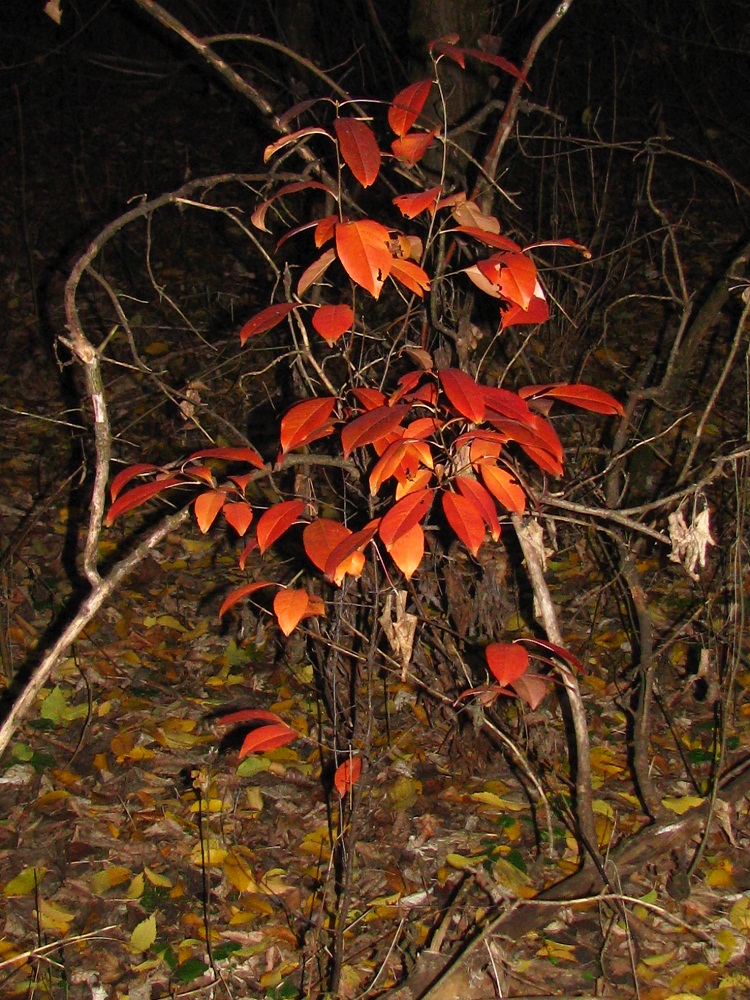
[1,41,750,1000]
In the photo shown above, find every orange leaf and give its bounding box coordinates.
[298,247,337,297]
[263,126,332,163]
[218,580,277,618]
[392,186,442,219]
[312,303,354,345]
[239,303,297,344]
[105,476,181,525]
[324,519,380,584]
[280,397,338,454]
[388,522,424,579]
[274,588,310,636]
[238,724,297,758]
[223,501,254,536]
[194,490,226,533]
[334,756,363,797]
[388,79,433,136]
[256,499,306,554]
[303,518,353,572]
[216,708,285,726]
[187,446,265,470]
[389,258,430,297]
[486,642,529,686]
[379,488,433,551]
[340,404,409,459]
[476,252,538,310]
[391,129,438,167]
[455,476,501,541]
[479,464,526,514]
[334,117,381,187]
[395,467,433,499]
[314,214,338,248]
[482,385,533,423]
[442,491,486,557]
[109,463,159,503]
[335,219,392,299]
[500,291,550,328]
[439,368,486,422]
[518,383,625,417]
[351,387,386,411]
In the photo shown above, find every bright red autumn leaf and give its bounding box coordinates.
[522,637,583,674]
[324,519,380,584]
[187,446,265,470]
[340,404,409,459]
[500,291,550,328]
[255,499,307,554]
[479,464,527,514]
[216,708,286,727]
[223,501,254,537]
[451,226,521,253]
[454,476,501,542]
[105,476,181,525]
[391,129,439,168]
[476,252,538,310]
[439,368,486,422]
[518,383,625,417]
[314,214,338,247]
[218,580,277,619]
[389,258,430,297]
[312,303,354,345]
[395,467,434,500]
[194,490,226,533]
[109,463,159,502]
[388,522,425,579]
[274,588,310,636]
[392,186,442,219]
[303,518,354,572]
[239,303,298,344]
[335,219,392,299]
[334,756,363,797]
[279,397,338,455]
[486,642,530,686]
[442,491,486,557]
[379,488,433,551]
[238,723,298,759]
[388,79,433,136]
[334,117,382,187]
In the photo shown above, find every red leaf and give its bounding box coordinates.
[262,126,332,164]
[521,637,583,674]
[392,186,442,219]
[500,292,550,328]
[312,303,354,345]
[518,383,625,417]
[442,491,486,557]
[109,463,159,503]
[479,464,526,514]
[314,215,338,247]
[334,117,382,187]
[238,723,298,758]
[463,48,528,86]
[187,446,265,470]
[239,303,297,344]
[223,501,254,536]
[430,36,466,67]
[256,499,307,554]
[486,642,529,686]
[476,252,538,310]
[194,490,226,533]
[391,129,439,167]
[105,476,181,525]
[298,247,337,297]
[451,226,521,253]
[351,387,386,411]
[388,79,433,136]
[439,368,486,422]
[324,519,380,584]
[334,756,362,797]
[303,518,355,572]
[482,385,533,423]
[216,708,285,727]
[340,404,409,459]
[388,522,425,579]
[274,588,310,636]
[251,180,332,232]
[455,477,501,541]
[389,258,430,297]
[379,488,433,551]
[218,580,277,618]
[279,397,337,455]
[335,219,392,299]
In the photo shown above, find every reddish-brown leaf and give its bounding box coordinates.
[522,637,583,674]
[105,476,181,525]
[388,79,433,136]
[218,580,277,618]
[455,476,501,542]
[194,490,226,533]
[298,248,337,297]
[340,404,409,459]
[109,463,159,503]
[392,186,442,219]
[388,522,425,579]
[256,499,307,554]
[223,501,254,537]
[486,642,529,686]
[279,397,337,455]
[274,588,310,636]
[334,756,363,797]
[430,36,466,67]
[379,488,433,551]
[509,672,550,710]
[262,126,332,164]
[251,180,332,232]
[442,491,486,557]
[518,383,625,417]
[479,464,526,514]
[391,130,438,167]
[463,48,528,86]
[186,446,265,470]
[239,303,297,344]
[335,219,392,299]
[238,723,298,758]
[481,385,533,424]
[312,303,354,345]
[451,226,521,253]
[334,117,381,187]
[439,368,486,422]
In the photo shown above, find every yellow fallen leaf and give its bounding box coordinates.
[3,867,46,897]
[470,791,525,811]
[190,839,227,866]
[91,866,131,894]
[388,776,422,811]
[715,928,738,963]
[662,795,704,814]
[130,913,157,953]
[126,872,145,899]
[222,851,258,893]
[144,867,172,888]
[729,895,750,933]
[669,963,718,991]
[537,938,577,962]
[246,786,264,812]
[706,860,733,888]
[37,899,75,934]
